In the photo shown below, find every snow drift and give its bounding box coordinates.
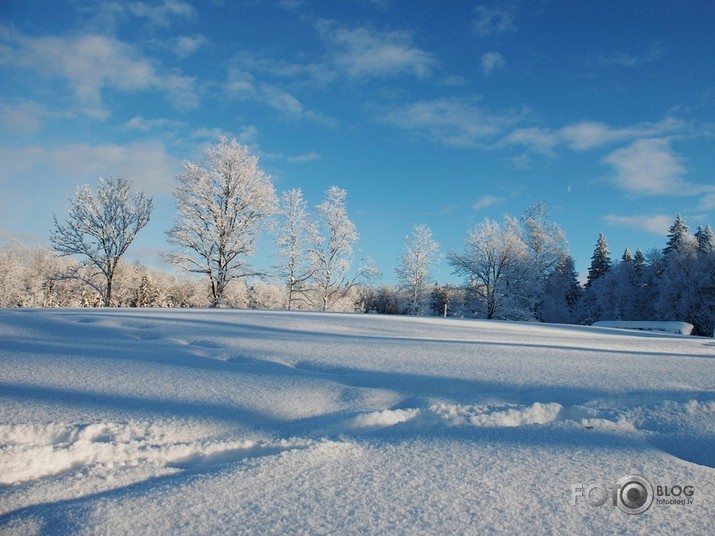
[1,309,713,534]
[593,320,695,335]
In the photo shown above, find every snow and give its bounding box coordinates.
[1,309,714,534]
[593,320,695,335]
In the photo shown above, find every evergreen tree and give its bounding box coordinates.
[134,273,159,307]
[663,214,690,257]
[429,282,449,316]
[695,225,714,254]
[586,233,611,288]
[538,254,582,323]
[633,248,646,279]
[621,248,632,263]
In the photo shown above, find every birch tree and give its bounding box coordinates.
[448,217,530,319]
[309,185,379,311]
[275,188,316,310]
[50,177,152,307]
[395,224,441,315]
[166,138,276,307]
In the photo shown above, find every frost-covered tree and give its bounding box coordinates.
[448,216,530,320]
[308,186,379,311]
[520,202,568,315]
[663,214,691,257]
[521,203,567,280]
[166,138,276,307]
[695,225,714,254]
[537,254,582,323]
[656,215,703,330]
[586,233,611,288]
[395,224,441,315]
[275,188,316,310]
[50,177,153,307]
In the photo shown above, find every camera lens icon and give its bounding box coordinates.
[616,475,654,514]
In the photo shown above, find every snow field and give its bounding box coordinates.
[1,309,714,534]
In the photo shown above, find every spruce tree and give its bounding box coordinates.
[695,224,714,254]
[633,248,646,279]
[586,233,611,288]
[663,215,689,257]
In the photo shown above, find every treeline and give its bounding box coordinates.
[0,138,713,336]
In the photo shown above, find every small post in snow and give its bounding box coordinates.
[444,303,448,318]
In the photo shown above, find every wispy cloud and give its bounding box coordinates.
[0,28,199,117]
[0,99,73,135]
[173,34,208,58]
[48,140,180,196]
[126,0,196,27]
[473,5,517,37]
[318,21,437,79]
[503,117,688,155]
[481,52,505,75]
[225,66,336,125]
[382,97,522,148]
[603,214,674,235]
[597,42,665,67]
[473,195,503,211]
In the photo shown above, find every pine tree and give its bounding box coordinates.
[621,248,632,263]
[586,233,611,288]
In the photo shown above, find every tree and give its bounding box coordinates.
[521,203,568,280]
[520,202,568,315]
[663,214,691,257]
[275,188,316,310]
[586,233,611,288]
[50,177,153,307]
[395,224,441,315]
[308,185,379,311]
[166,137,276,307]
[695,225,714,254]
[538,253,582,323]
[448,216,530,319]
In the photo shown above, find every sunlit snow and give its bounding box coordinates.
[1,309,713,534]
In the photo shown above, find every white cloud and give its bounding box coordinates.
[473,5,517,37]
[502,127,558,156]
[225,67,336,125]
[602,138,688,196]
[603,214,674,235]
[127,0,196,27]
[597,42,665,67]
[174,34,208,58]
[1,29,199,116]
[49,140,180,196]
[0,100,72,134]
[318,21,436,79]
[124,115,187,132]
[503,117,688,155]
[382,97,521,148]
[481,52,505,75]
[473,195,502,211]
[559,117,686,151]
[287,151,321,163]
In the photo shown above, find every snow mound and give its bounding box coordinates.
[0,420,311,487]
[593,320,695,335]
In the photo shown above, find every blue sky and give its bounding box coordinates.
[1,0,714,284]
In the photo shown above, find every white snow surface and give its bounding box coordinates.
[1,308,713,534]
